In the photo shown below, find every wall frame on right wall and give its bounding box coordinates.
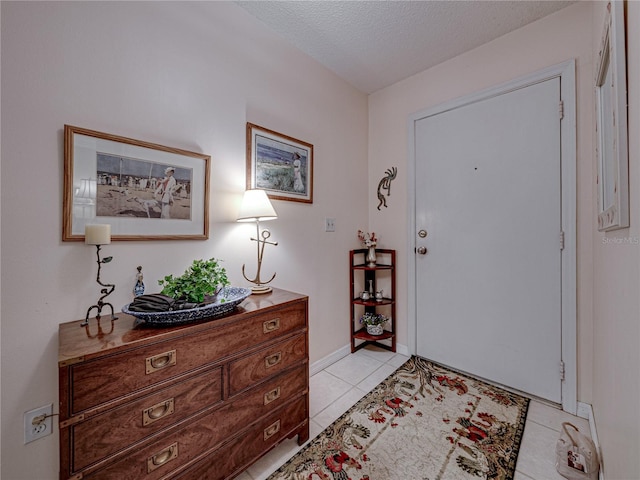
[595,1,629,232]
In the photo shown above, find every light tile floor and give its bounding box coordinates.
[236,346,591,480]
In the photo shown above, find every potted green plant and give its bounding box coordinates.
[360,312,388,336]
[158,258,230,304]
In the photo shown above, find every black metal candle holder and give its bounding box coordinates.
[81,245,118,327]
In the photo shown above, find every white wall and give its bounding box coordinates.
[368,1,595,402]
[591,1,640,478]
[0,2,368,478]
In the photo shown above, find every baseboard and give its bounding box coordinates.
[309,343,410,376]
[310,345,351,376]
[396,343,410,356]
[577,401,604,480]
[576,401,590,419]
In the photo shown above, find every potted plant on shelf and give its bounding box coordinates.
[360,312,388,336]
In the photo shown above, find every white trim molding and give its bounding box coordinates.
[395,343,410,357]
[578,401,605,480]
[310,345,351,376]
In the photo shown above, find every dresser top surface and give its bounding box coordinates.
[58,288,307,366]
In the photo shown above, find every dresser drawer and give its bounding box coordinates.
[177,396,308,480]
[70,366,222,471]
[84,396,308,480]
[229,333,307,395]
[233,301,306,346]
[69,303,306,413]
[220,364,307,434]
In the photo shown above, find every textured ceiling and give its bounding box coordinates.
[236,1,575,94]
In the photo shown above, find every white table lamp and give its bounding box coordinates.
[237,190,278,294]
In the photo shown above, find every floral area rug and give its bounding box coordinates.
[269,356,529,480]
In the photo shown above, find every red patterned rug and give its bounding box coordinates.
[269,356,529,480]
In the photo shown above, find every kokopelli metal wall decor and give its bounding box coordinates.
[377,167,398,210]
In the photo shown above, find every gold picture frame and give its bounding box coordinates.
[246,123,313,204]
[63,125,210,241]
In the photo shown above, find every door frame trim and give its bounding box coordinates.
[407,60,577,414]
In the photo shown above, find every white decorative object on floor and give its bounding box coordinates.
[555,422,599,480]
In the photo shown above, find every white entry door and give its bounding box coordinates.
[414,77,562,403]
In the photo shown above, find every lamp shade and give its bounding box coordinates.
[237,189,277,222]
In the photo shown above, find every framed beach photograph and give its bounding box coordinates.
[246,123,313,204]
[63,125,210,241]
[595,1,629,231]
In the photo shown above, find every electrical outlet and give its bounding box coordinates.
[325,217,336,232]
[24,404,53,444]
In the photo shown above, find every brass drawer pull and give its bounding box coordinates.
[263,387,281,405]
[263,318,280,333]
[143,398,175,426]
[145,350,176,374]
[264,352,282,368]
[147,442,178,473]
[263,420,281,441]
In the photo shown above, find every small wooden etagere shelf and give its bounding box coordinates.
[349,248,396,353]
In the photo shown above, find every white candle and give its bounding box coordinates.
[85,224,111,245]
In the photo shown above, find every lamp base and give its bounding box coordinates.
[250,285,273,295]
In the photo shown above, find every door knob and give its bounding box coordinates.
[416,246,427,255]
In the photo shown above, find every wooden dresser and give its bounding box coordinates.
[58,288,309,480]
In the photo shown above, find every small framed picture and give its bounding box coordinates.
[246,123,313,204]
[63,125,210,241]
